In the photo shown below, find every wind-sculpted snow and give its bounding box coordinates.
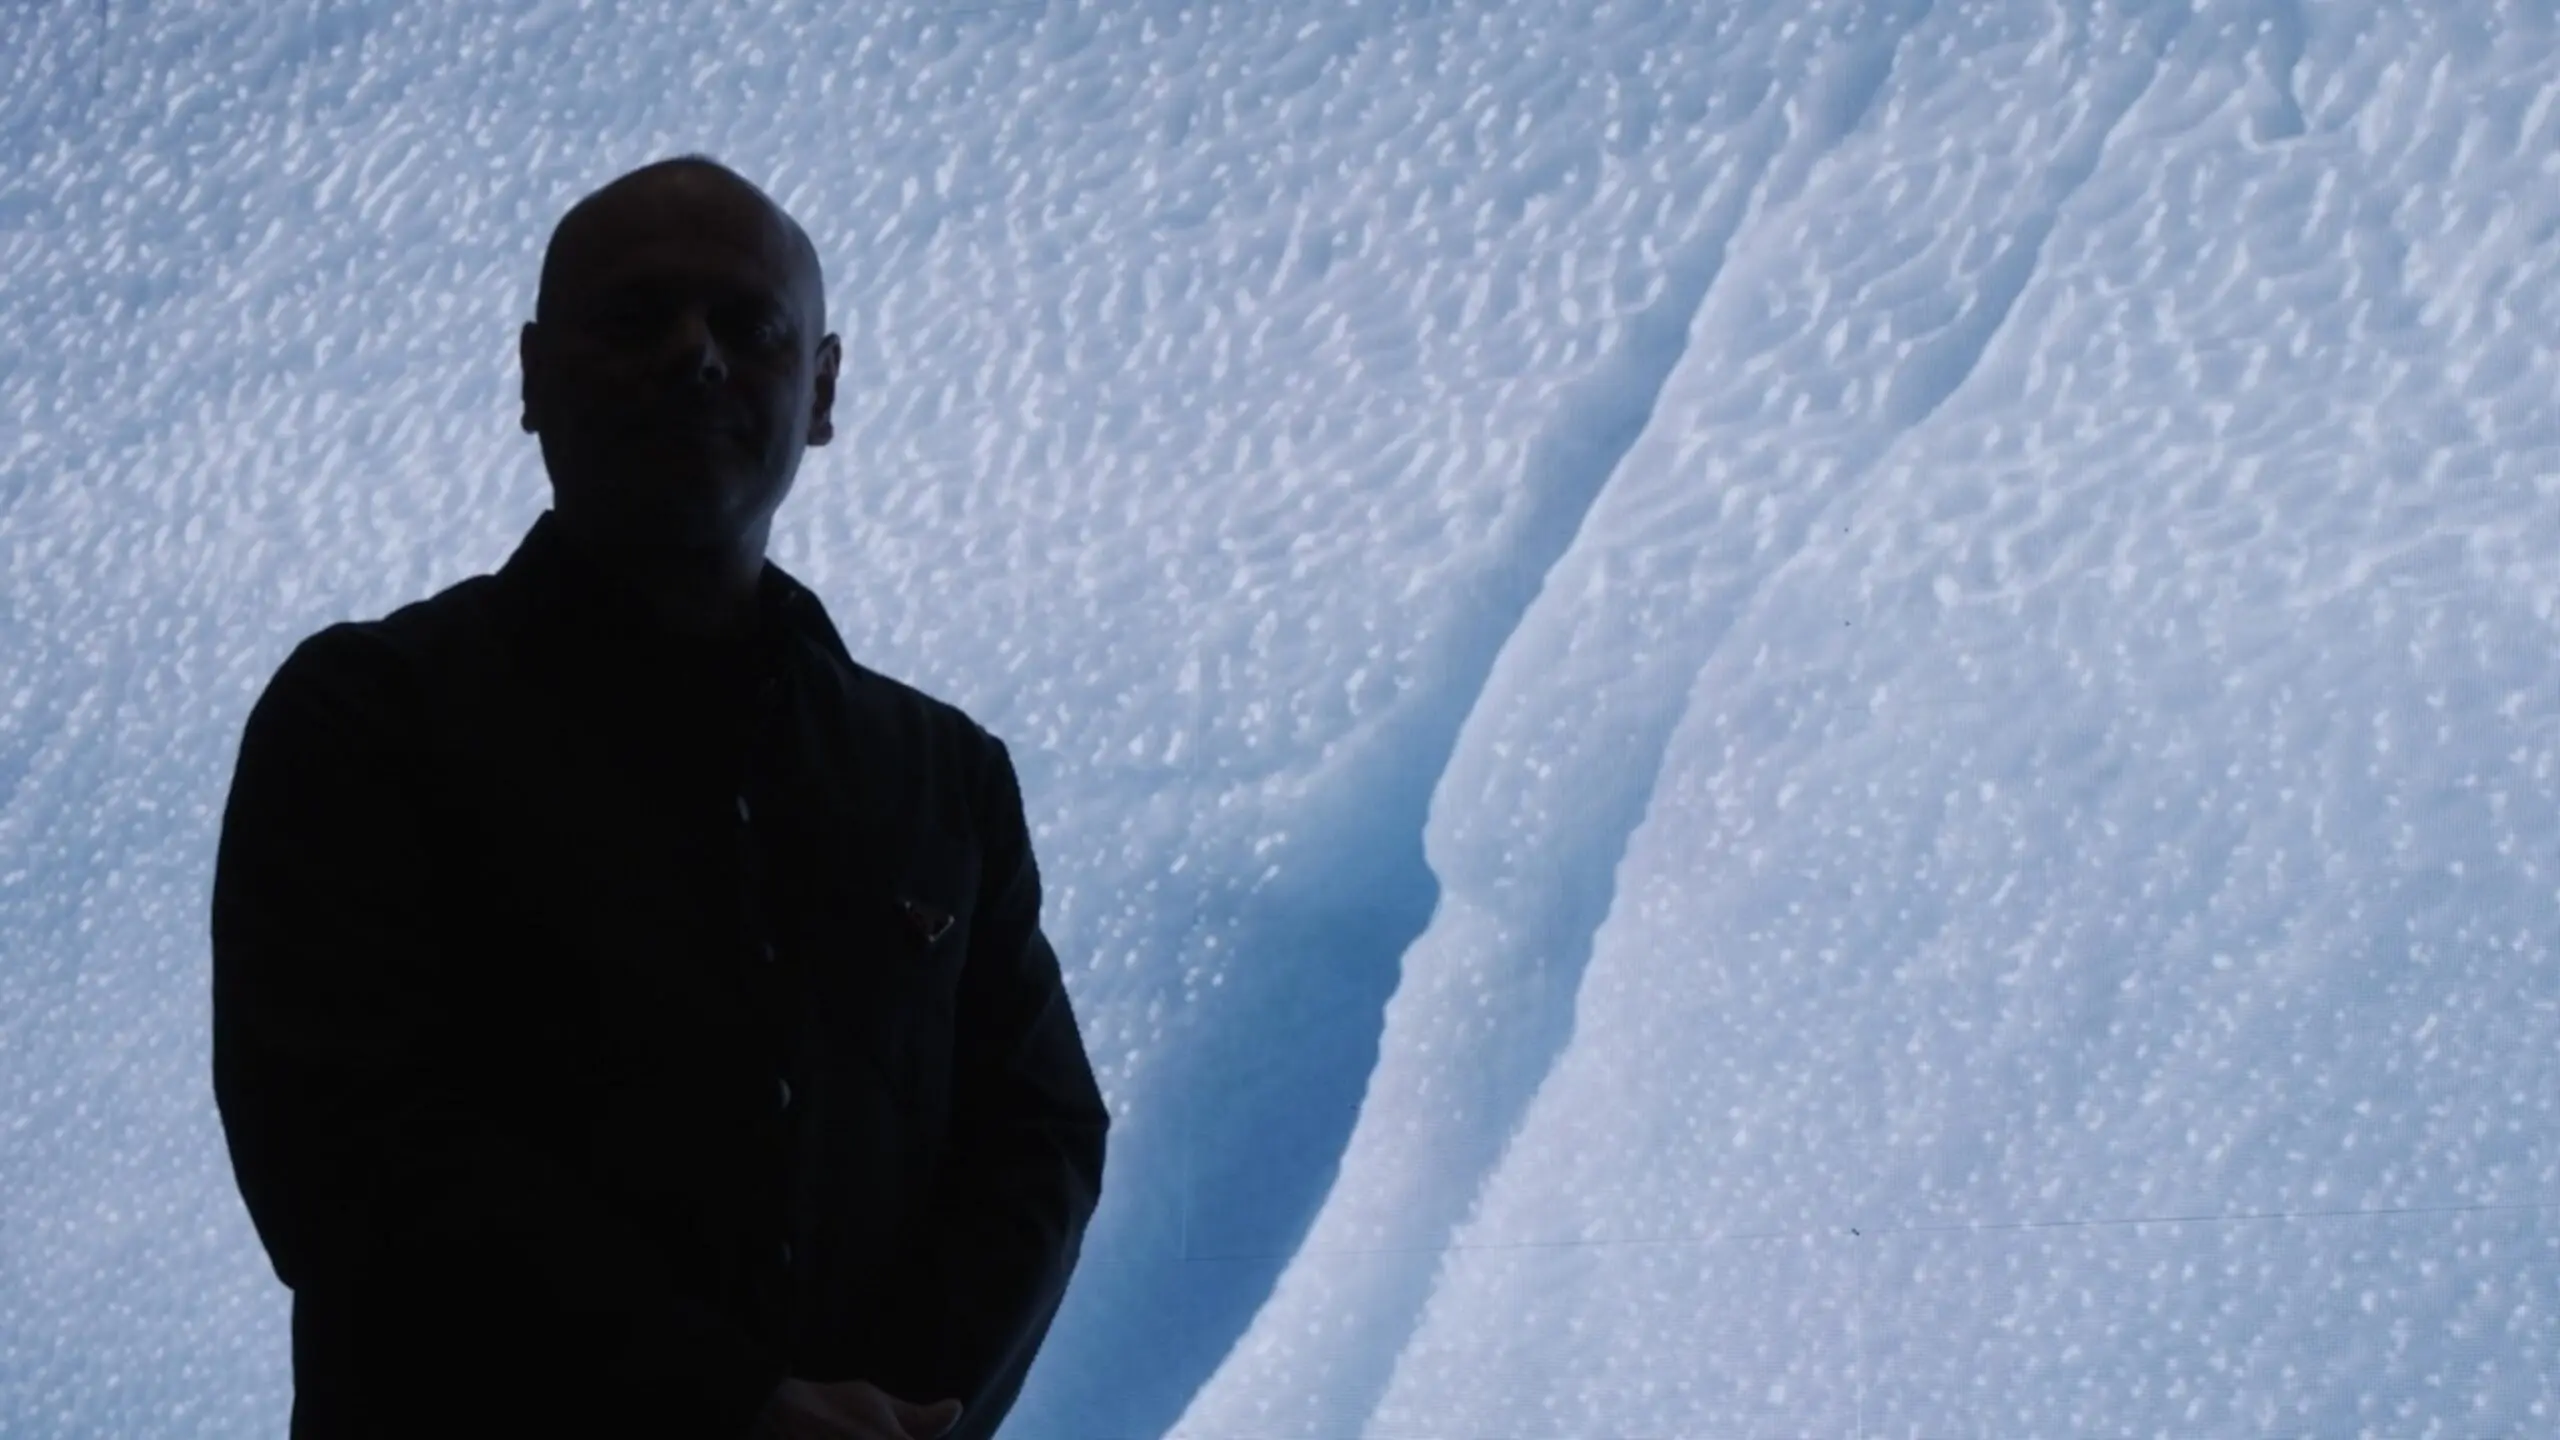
[3,0,2556,1435]
[1180,5,2560,1438]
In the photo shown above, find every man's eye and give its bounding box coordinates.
[590,305,659,340]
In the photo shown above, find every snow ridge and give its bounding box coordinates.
[1167,6,1955,1435]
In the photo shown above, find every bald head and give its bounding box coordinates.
[518,154,842,567]
[536,155,826,335]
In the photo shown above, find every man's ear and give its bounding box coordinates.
[807,331,842,447]
[517,321,543,434]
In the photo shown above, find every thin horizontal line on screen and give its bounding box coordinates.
[1100,1424,1843,1434]
[1141,1197,2560,1263]
[1085,1429,2362,1440]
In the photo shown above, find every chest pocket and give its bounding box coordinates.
[859,826,979,1135]
[879,828,979,1010]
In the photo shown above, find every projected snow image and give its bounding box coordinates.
[6,1,2559,1434]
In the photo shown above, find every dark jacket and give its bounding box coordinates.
[211,511,1109,1439]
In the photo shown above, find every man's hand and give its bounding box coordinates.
[747,1377,964,1440]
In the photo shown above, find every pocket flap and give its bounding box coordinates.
[889,829,976,954]
[897,894,956,947]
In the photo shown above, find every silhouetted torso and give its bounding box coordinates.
[212,511,1108,1440]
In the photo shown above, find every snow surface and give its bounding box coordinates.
[5,1,2559,1435]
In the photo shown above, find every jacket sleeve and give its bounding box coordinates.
[209,626,789,1438]
[893,734,1110,1440]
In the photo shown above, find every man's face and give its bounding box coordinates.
[520,174,840,553]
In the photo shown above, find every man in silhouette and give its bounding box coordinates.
[211,155,1109,1439]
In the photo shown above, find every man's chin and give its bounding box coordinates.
[603,466,754,530]
[571,497,747,555]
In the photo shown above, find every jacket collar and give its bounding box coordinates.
[497,509,824,674]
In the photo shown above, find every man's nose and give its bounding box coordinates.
[665,307,728,385]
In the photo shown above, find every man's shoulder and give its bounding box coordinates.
[263,573,505,695]
[365,569,512,652]
[757,561,988,751]
[267,561,1012,768]
[813,651,1031,845]
[804,633,1004,766]
[233,575,507,778]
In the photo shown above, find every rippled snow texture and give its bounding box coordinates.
[4,1,2558,1435]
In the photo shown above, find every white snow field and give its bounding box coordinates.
[5,0,2558,1434]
